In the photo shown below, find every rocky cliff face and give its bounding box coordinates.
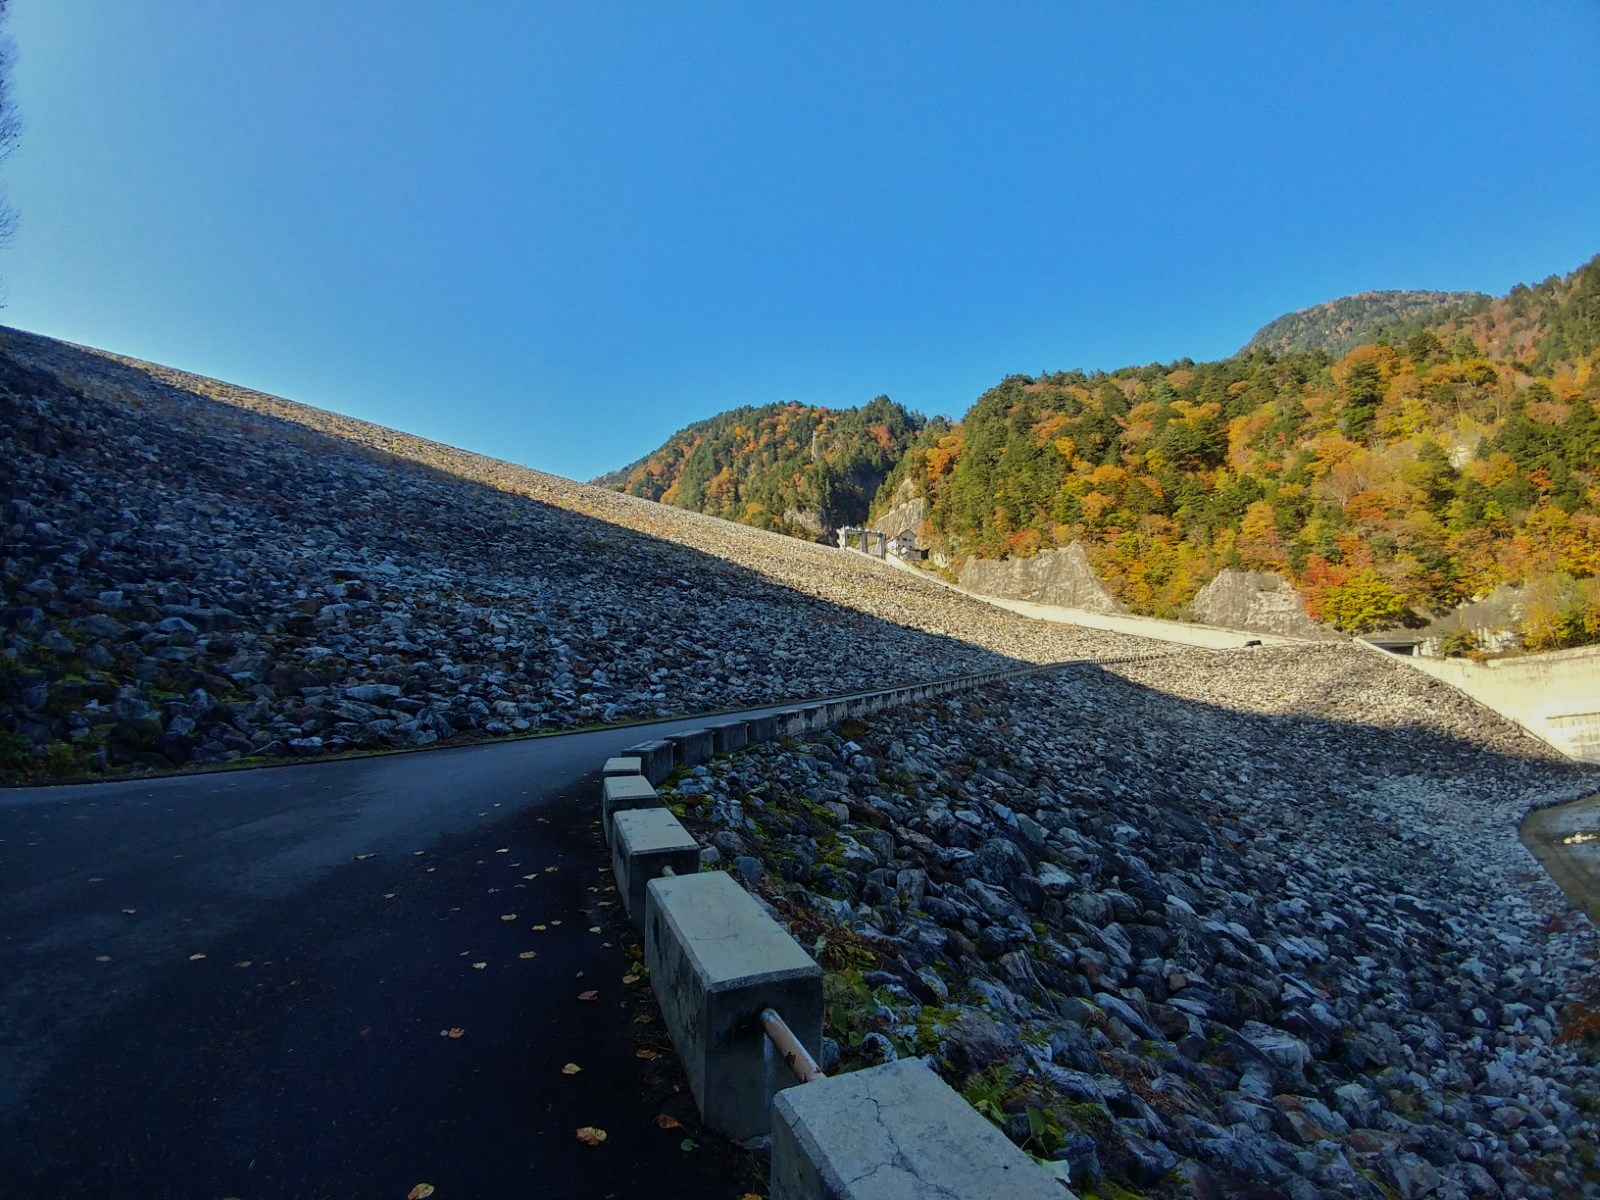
[1190,570,1333,639]
[957,544,1127,614]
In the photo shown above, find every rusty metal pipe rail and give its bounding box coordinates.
[761,1007,824,1085]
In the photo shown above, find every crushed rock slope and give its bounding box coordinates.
[661,644,1599,1199]
[0,328,1155,779]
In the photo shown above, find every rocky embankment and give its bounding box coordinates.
[658,644,1600,1199]
[0,329,1157,782]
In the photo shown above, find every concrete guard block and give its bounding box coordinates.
[707,719,749,752]
[745,713,779,744]
[602,774,659,843]
[644,871,822,1140]
[771,1058,1070,1200]
[603,755,642,778]
[624,738,676,784]
[612,808,700,924]
[670,728,714,768]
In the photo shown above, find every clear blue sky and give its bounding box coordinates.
[4,2,1598,482]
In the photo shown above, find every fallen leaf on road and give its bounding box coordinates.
[544,866,559,874]
[235,961,252,968]
[442,1027,465,1039]
[522,874,539,880]
[188,953,206,961]
[95,955,110,962]
[426,867,436,873]
[561,1062,582,1075]
[622,974,640,985]
[500,914,517,922]
[121,908,137,916]
[383,893,397,900]
[575,1126,606,1145]
[679,1138,696,1152]
[588,926,601,934]
[495,847,509,854]
[532,924,547,931]
[354,853,376,861]
[472,962,487,970]
[519,951,537,959]
[407,1185,436,1200]
[635,1048,659,1060]
[551,920,562,926]
[655,1114,682,1130]
[577,990,598,1001]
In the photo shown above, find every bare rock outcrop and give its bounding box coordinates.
[957,543,1126,614]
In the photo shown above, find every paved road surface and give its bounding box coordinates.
[0,703,819,1200]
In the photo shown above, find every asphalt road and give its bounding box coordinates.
[0,705,814,1200]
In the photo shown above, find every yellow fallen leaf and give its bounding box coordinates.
[575,1126,607,1145]
[188,953,206,961]
[519,951,537,959]
[655,1113,682,1130]
[622,974,640,985]
[588,926,602,934]
[562,1062,582,1075]
[500,914,518,922]
[551,920,563,926]
[472,962,487,970]
[407,1185,436,1200]
[442,1027,465,1039]
[532,924,548,931]
[577,990,598,1001]
[636,1048,659,1060]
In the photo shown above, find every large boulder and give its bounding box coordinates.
[957,543,1126,613]
[1190,569,1331,639]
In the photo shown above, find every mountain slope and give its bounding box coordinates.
[596,397,926,538]
[1244,289,1490,357]
[877,253,1600,645]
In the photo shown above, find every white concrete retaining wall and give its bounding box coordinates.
[1355,640,1600,762]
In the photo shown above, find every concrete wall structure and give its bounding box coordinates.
[1357,640,1600,762]
[589,661,1073,1195]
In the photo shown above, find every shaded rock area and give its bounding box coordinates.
[958,544,1128,614]
[0,329,1160,781]
[1191,570,1335,640]
[659,644,1600,1199]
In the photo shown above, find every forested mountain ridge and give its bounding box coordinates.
[1244,289,1490,357]
[596,396,927,538]
[874,252,1600,646]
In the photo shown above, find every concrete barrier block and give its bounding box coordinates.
[771,1058,1067,1200]
[612,808,700,924]
[670,728,714,768]
[644,871,822,1140]
[603,755,642,778]
[707,719,749,753]
[602,774,659,844]
[775,708,808,736]
[624,738,676,784]
[745,713,778,743]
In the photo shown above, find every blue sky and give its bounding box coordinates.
[3,2,1598,482]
